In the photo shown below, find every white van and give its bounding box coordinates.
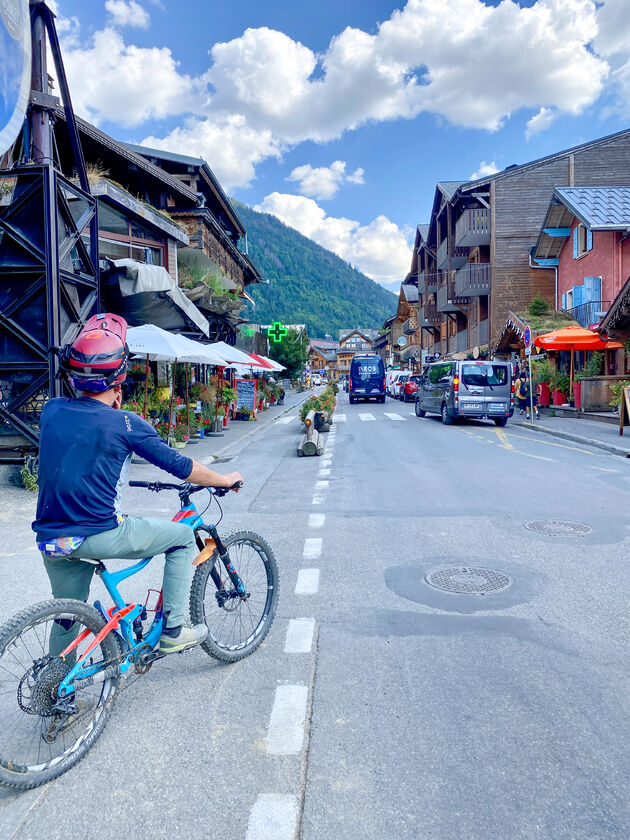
[386,370,404,397]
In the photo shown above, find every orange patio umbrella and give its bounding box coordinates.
[533,325,623,392]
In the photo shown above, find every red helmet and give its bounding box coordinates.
[64,313,129,393]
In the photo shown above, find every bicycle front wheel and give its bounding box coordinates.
[0,599,121,790]
[190,530,279,662]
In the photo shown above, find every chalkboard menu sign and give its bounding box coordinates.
[235,378,257,410]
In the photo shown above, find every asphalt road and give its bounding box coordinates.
[2,391,630,839]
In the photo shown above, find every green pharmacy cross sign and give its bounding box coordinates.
[267,321,288,343]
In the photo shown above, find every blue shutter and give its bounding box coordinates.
[562,293,567,310]
[586,228,593,251]
[573,228,579,259]
[583,277,601,303]
[573,285,584,307]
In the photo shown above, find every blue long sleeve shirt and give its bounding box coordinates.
[33,397,193,541]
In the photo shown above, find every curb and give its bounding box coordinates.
[206,393,313,460]
[512,420,630,458]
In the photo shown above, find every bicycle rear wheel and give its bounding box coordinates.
[0,599,121,790]
[190,530,279,662]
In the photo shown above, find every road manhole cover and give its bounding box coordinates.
[424,567,512,595]
[524,520,592,537]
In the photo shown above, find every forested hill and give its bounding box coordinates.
[232,200,398,339]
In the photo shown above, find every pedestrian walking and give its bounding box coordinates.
[522,372,540,420]
[514,372,527,414]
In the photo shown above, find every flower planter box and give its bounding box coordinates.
[552,389,566,406]
[572,382,581,410]
[538,383,551,407]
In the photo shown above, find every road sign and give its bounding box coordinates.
[0,0,31,156]
[525,345,532,356]
[267,321,288,343]
[524,325,531,348]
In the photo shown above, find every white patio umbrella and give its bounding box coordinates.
[208,341,267,367]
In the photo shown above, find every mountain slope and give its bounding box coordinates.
[233,200,397,338]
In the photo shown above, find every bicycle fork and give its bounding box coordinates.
[202,526,247,601]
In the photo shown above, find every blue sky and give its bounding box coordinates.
[51,0,630,290]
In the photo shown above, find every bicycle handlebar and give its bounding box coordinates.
[128,480,242,497]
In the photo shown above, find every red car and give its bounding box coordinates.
[401,375,421,402]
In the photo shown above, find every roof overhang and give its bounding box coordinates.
[92,181,189,245]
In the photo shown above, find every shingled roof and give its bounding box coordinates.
[553,186,630,230]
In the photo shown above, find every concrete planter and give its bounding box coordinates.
[580,376,629,412]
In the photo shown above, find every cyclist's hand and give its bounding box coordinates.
[222,471,243,490]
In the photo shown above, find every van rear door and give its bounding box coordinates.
[459,362,511,416]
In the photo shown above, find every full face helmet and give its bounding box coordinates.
[62,313,129,393]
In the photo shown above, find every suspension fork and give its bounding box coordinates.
[204,525,247,598]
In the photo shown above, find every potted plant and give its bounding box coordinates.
[171,425,187,448]
[531,359,552,407]
[550,370,570,405]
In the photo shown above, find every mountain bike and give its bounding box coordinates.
[0,480,279,790]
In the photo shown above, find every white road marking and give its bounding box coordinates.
[384,412,405,421]
[309,513,325,528]
[303,537,322,559]
[333,413,346,422]
[359,413,376,421]
[315,480,329,490]
[321,459,332,467]
[295,568,320,594]
[276,415,295,425]
[284,618,316,653]
[318,468,331,477]
[246,794,298,840]
[312,494,324,505]
[266,685,309,755]
[589,465,619,472]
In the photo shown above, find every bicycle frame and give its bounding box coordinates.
[55,494,244,698]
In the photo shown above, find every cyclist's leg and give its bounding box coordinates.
[42,554,95,657]
[74,517,196,629]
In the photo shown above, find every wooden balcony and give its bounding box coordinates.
[403,316,417,335]
[454,263,491,297]
[437,239,468,270]
[421,271,438,293]
[419,304,441,329]
[455,207,491,247]
[437,277,469,313]
[456,329,468,352]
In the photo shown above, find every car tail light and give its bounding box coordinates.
[511,382,515,394]
[453,376,459,392]
[349,379,352,391]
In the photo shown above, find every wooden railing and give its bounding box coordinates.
[455,208,491,247]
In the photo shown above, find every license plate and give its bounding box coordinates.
[489,402,505,411]
[464,403,480,409]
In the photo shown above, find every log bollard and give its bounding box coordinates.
[297,409,325,456]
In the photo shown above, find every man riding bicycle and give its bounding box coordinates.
[32,313,242,655]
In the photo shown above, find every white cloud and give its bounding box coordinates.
[254,192,412,282]
[61,28,196,127]
[105,0,150,29]
[470,160,500,180]
[592,0,630,119]
[286,160,365,200]
[525,106,558,139]
[141,116,283,191]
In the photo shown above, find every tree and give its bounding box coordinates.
[268,328,309,379]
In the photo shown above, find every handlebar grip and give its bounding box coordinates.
[129,480,150,487]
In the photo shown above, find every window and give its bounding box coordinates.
[89,199,165,266]
[573,224,592,258]
[461,364,508,387]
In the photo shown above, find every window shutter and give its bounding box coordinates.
[586,228,593,251]
[562,293,567,310]
[573,228,579,259]
[573,285,584,307]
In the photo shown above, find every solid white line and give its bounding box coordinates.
[359,413,376,421]
[384,412,406,421]
[309,513,325,528]
[246,794,298,840]
[284,618,316,653]
[295,568,320,594]
[303,537,322,559]
[266,684,309,754]
[332,413,346,422]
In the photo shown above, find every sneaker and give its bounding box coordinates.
[526,413,530,420]
[535,410,540,418]
[519,409,524,415]
[159,622,208,655]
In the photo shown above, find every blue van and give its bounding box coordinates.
[349,354,386,403]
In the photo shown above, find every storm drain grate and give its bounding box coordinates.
[524,520,592,537]
[424,567,512,595]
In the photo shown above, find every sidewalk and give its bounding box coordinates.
[512,412,630,458]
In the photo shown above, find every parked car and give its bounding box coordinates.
[393,373,410,399]
[401,374,421,402]
[349,354,386,403]
[387,370,404,397]
[311,373,322,386]
[414,360,514,426]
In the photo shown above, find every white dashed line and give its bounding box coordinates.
[303,537,322,559]
[384,412,406,421]
[312,494,324,505]
[284,618,315,653]
[332,413,346,422]
[276,415,295,425]
[359,413,376,421]
[309,513,325,528]
[295,568,320,594]
[321,459,332,467]
[246,794,299,840]
[318,468,331,477]
[266,685,309,754]
[315,480,329,490]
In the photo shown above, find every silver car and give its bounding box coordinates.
[414,360,514,426]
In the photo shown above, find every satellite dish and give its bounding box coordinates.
[397,335,408,348]
[0,0,31,157]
